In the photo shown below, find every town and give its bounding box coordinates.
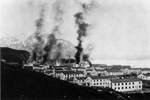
[23,60,150,93]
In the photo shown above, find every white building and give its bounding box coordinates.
[55,70,85,80]
[95,69,107,75]
[71,67,86,72]
[72,75,143,92]
[138,73,150,80]
[85,76,112,88]
[111,78,142,92]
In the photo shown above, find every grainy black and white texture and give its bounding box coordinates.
[1,0,150,100]
[0,0,150,67]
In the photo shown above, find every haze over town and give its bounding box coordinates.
[0,0,150,67]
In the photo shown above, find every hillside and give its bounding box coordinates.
[1,47,150,100]
[1,61,127,100]
[1,47,30,64]
[0,47,126,100]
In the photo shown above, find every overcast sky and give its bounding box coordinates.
[0,0,150,67]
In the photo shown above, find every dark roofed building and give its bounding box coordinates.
[141,68,150,74]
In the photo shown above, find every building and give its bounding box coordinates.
[60,63,77,68]
[141,68,150,74]
[85,68,98,76]
[95,69,107,75]
[126,68,141,74]
[33,67,44,73]
[53,66,71,71]
[55,70,64,77]
[73,77,87,85]
[138,73,150,80]
[121,68,129,74]
[67,73,143,92]
[111,78,142,92]
[55,70,85,80]
[73,75,142,92]
[92,64,107,69]
[105,69,124,76]
[44,69,54,76]
[86,68,93,73]
[71,67,86,72]
[85,76,112,88]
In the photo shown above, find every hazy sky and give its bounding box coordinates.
[0,0,150,67]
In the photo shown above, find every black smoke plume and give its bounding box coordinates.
[82,54,92,67]
[43,28,57,64]
[74,0,96,67]
[74,12,89,64]
[42,1,64,64]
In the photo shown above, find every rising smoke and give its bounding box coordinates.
[74,12,89,64]
[37,0,65,64]
[29,0,95,65]
[30,5,46,63]
[74,0,94,66]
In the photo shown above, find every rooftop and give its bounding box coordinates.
[76,77,86,80]
[142,68,150,71]
[128,68,141,70]
[86,69,93,71]
[90,76,117,80]
[56,71,84,75]
[92,64,107,67]
[95,69,106,71]
[106,69,122,73]
[143,73,150,76]
[67,77,74,81]
[71,67,85,69]
[111,78,141,83]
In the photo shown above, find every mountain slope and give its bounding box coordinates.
[1,47,30,63]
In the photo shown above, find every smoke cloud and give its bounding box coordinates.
[74,0,96,65]
[29,0,96,65]
[42,0,66,64]
[1,0,150,67]
[74,12,89,64]
[30,5,46,63]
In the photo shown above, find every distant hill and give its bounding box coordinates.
[0,36,76,59]
[1,47,30,64]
